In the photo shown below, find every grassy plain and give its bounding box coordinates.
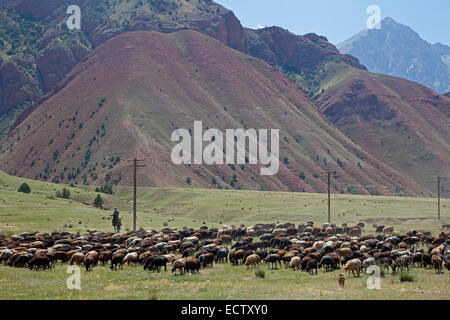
[0,170,449,300]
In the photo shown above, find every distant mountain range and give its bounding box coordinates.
[338,17,450,94]
[0,1,449,197]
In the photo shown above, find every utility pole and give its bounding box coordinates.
[328,171,331,224]
[438,176,440,221]
[128,158,146,231]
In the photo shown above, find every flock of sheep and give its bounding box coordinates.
[1,222,450,281]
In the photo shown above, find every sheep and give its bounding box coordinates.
[182,247,196,258]
[431,255,443,274]
[185,258,201,274]
[312,241,324,251]
[219,235,232,245]
[362,257,376,270]
[289,256,301,271]
[199,252,214,268]
[149,256,168,272]
[123,252,138,266]
[69,253,84,266]
[85,251,99,266]
[30,241,46,249]
[180,241,195,253]
[319,255,335,272]
[0,249,14,264]
[229,249,245,266]
[348,227,361,237]
[182,236,199,244]
[51,251,69,264]
[84,255,95,271]
[99,250,112,265]
[281,253,294,268]
[172,259,186,275]
[336,248,352,263]
[395,255,411,272]
[28,255,51,270]
[110,253,124,270]
[344,259,362,277]
[215,248,229,263]
[163,254,175,264]
[143,255,160,270]
[8,252,32,267]
[244,254,261,269]
[383,226,394,234]
[306,259,318,275]
[264,254,281,269]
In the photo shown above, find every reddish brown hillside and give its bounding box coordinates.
[0,0,247,136]
[246,26,366,75]
[0,30,428,196]
[319,70,450,196]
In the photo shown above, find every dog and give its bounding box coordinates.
[338,274,345,288]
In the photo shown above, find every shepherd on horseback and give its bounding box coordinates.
[111,208,121,233]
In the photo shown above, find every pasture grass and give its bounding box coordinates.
[0,262,449,300]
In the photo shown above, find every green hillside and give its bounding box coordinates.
[0,170,448,235]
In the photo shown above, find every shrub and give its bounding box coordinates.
[298,171,306,180]
[56,187,71,199]
[95,183,114,195]
[186,177,192,185]
[17,183,31,193]
[93,194,104,208]
[62,188,70,199]
[255,270,265,279]
[399,272,416,282]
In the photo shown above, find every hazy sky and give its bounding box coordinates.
[216,0,450,46]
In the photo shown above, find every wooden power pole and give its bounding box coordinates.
[328,171,331,224]
[437,176,440,221]
[128,158,146,231]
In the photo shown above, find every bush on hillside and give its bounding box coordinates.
[56,187,70,199]
[95,183,114,195]
[93,194,104,208]
[17,183,31,193]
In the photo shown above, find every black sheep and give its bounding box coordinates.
[319,255,335,272]
[149,256,168,272]
[28,255,51,270]
[306,259,318,275]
